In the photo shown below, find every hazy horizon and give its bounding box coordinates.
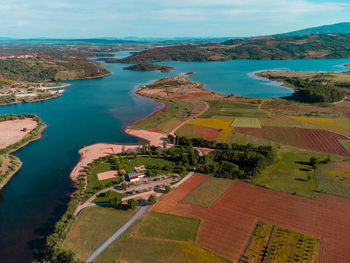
[1,0,350,39]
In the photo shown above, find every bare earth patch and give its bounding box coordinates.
[97,170,118,181]
[0,118,37,149]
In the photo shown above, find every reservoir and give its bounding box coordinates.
[1,52,350,262]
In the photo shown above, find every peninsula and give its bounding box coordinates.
[0,114,45,189]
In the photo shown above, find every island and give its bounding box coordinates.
[0,114,45,189]
[45,73,350,263]
[123,63,174,73]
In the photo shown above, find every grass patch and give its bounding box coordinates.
[240,222,319,263]
[137,212,199,241]
[316,164,350,198]
[93,190,127,204]
[63,206,135,261]
[131,99,193,132]
[231,118,261,128]
[339,140,350,154]
[254,147,327,197]
[180,177,233,207]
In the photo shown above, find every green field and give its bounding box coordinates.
[93,190,127,204]
[131,99,193,133]
[316,164,350,198]
[253,147,328,197]
[239,222,319,263]
[136,212,199,241]
[200,100,266,118]
[339,140,350,154]
[96,212,229,263]
[231,118,261,128]
[63,206,135,260]
[180,177,233,207]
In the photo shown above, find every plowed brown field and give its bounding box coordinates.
[195,126,221,140]
[234,126,350,156]
[154,174,350,263]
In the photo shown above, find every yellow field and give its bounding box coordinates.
[289,116,350,136]
[190,118,233,130]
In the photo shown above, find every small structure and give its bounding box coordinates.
[126,172,146,182]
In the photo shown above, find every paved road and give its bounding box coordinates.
[85,205,150,263]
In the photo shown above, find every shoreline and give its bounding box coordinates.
[0,120,46,190]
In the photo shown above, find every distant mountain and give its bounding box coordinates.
[283,22,350,36]
[113,33,350,63]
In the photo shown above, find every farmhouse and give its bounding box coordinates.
[126,172,146,182]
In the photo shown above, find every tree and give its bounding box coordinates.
[164,185,171,193]
[56,249,79,263]
[110,196,122,208]
[148,194,157,205]
[121,182,127,191]
[309,157,319,169]
[128,198,138,209]
[163,141,167,150]
[167,134,175,144]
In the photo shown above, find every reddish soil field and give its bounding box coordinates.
[262,104,334,113]
[331,162,350,169]
[154,174,350,263]
[195,126,221,141]
[234,126,350,157]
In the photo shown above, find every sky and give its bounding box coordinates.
[1,0,350,38]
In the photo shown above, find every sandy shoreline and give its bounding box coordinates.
[69,129,168,181]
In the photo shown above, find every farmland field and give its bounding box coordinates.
[63,206,135,260]
[136,212,199,241]
[231,118,261,128]
[154,173,350,263]
[253,147,324,197]
[194,126,221,140]
[96,208,229,263]
[200,100,267,118]
[289,116,350,137]
[131,99,194,133]
[191,118,233,130]
[239,222,319,263]
[180,177,233,207]
[234,126,350,156]
[316,164,350,198]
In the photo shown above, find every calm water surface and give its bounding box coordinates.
[1,52,350,262]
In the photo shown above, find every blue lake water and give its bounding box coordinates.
[1,51,350,262]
